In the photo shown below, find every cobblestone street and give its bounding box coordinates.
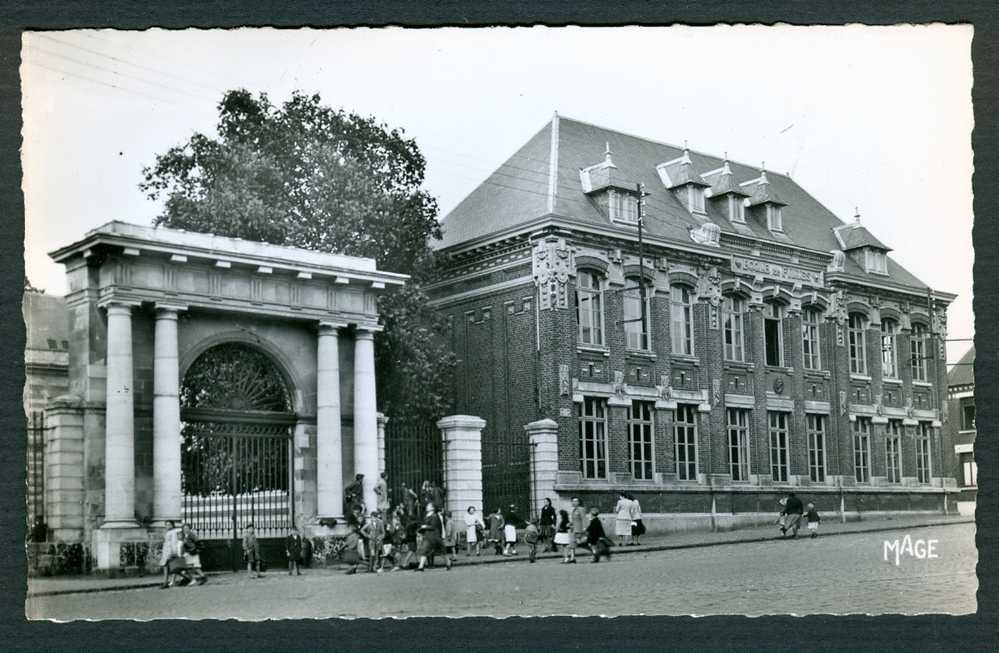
[27,522,976,619]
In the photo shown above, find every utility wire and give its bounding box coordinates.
[24,59,178,105]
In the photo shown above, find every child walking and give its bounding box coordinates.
[805,503,821,538]
[586,508,612,563]
[524,518,540,563]
[285,526,303,576]
[554,509,575,564]
[243,524,263,578]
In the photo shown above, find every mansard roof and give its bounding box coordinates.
[436,114,931,292]
[833,221,892,252]
[948,345,975,388]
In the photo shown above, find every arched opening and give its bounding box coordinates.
[179,343,296,568]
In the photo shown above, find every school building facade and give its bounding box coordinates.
[427,114,960,531]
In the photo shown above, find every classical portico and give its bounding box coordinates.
[48,222,406,571]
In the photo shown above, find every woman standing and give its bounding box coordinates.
[539,498,557,552]
[180,523,208,585]
[487,507,505,555]
[158,520,183,588]
[614,493,633,547]
[554,509,575,563]
[416,504,450,571]
[464,506,485,556]
[628,493,645,545]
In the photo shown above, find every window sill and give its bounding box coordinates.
[913,381,934,388]
[611,218,639,228]
[724,361,755,370]
[625,349,657,360]
[577,344,610,357]
[883,377,903,384]
[765,365,794,374]
[803,369,831,378]
[670,354,700,366]
[850,374,872,382]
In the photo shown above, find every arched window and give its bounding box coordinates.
[722,296,746,362]
[575,270,604,346]
[911,323,928,381]
[764,302,784,367]
[623,275,651,350]
[848,313,868,375]
[801,307,822,370]
[881,318,899,379]
[670,285,694,355]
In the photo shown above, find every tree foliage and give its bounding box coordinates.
[141,90,455,420]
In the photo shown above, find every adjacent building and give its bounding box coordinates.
[428,114,959,529]
[946,346,976,514]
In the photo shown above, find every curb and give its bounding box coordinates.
[27,518,972,597]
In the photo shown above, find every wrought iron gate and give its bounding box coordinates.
[384,417,443,507]
[481,436,533,517]
[27,411,46,532]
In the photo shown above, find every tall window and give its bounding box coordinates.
[768,412,789,482]
[806,414,827,483]
[764,302,784,367]
[624,276,651,350]
[961,398,976,430]
[853,417,872,483]
[881,318,899,379]
[911,323,928,381]
[578,397,608,480]
[886,420,903,484]
[727,408,751,481]
[689,186,706,214]
[728,195,745,223]
[671,285,694,355]
[962,454,977,487]
[575,270,604,346]
[865,249,888,275]
[766,204,783,231]
[611,190,638,223]
[915,421,932,483]
[674,404,698,481]
[722,296,746,362]
[628,401,655,480]
[801,308,822,370]
[848,313,868,375]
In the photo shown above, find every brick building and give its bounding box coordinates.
[427,114,959,530]
[946,346,976,514]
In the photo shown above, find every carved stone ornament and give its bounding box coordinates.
[558,364,570,397]
[613,370,627,401]
[839,390,847,416]
[773,377,785,395]
[689,222,721,247]
[657,374,675,400]
[874,393,884,417]
[827,289,848,325]
[827,249,846,273]
[904,395,914,418]
[532,237,575,310]
[696,266,723,307]
[712,378,722,405]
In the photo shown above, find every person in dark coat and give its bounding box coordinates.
[285,526,303,576]
[539,498,557,552]
[416,504,450,571]
[344,474,365,515]
[782,492,805,538]
[585,507,612,563]
[429,481,445,512]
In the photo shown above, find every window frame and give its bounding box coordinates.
[727,407,751,482]
[610,189,639,224]
[853,417,872,483]
[628,400,655,480]
[848,313,868,375]
[766,204,783,232]
[865,249,888,275]
[885,419,903,484]
[674,403,699,481]
[722,295,747,362]
[961,398,976,431]
[670,284,695,356]
[764,302,784,367]
[768,411,790,483]
[624,274,652,351]
[728,195,745,223]
[910,323,928,382]
[881,318,899,379]
[915,421,932,484]
[806,413,827,483]
[578,397,609,480]
[801,307,822,370]
[575,269,605,346]
[689,186,706,214]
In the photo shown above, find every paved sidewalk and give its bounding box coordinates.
[27,513,973,597]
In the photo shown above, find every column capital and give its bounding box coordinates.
[376,412,389,426]
[354,326,382,340]
[318,321,348,334]
[154,303,188,316]
[101,299,141,312]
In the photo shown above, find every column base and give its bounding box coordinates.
[150,518,182,529]
[92,525,155,573]
[100,519,141,529]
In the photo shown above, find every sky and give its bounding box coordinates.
[20,25,974,365]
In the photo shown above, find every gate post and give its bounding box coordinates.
[526,419,559,518]
[437,415,485,516]
[45,395,86,544]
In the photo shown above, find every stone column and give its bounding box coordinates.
[353,327,380,513]
[45,394,86,543]
[152,306,183,525]
[103,302,138,528]
[526,418,559,518]
[316,322,345,518]
[376,413,388,475]
[438,415,485,516]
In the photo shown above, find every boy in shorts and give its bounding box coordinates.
[805,503,821,538]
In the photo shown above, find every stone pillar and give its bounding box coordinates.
[102,302,138,528]
[152,306,183,525]
[353,327,380,513]
[376,413,388,475]
[316,322,345,518]
[526,418,558,518]
[438,415,485,516]
[45,395,86,543]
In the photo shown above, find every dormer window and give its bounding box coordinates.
[689,187,705,214]
[766,205,783,232]
[729,196,746,223]
[610,190,639,224]
[865,249,888,275]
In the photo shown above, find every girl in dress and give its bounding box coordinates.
[554,509,574,563]
[628,493,645,545]
[502,504,522,556]
[180,523,208,585]
[614,493,633,547]
[487,507,505,555]
[464,506,485,556]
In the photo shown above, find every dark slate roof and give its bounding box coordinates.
[745,172,789,207]
[22,291,68,352]
[948,345,975,388]
[435,115,930,291]
[834,222,892,251]
[662,152,710,189]
[705,162,750,197]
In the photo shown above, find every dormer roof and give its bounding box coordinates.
[580,142,638,194]
[704,159,750,198]
[745,169,788,207]
[658,148,710,190]
[832,213,892,251]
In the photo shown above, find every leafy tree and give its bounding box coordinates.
[140,89,455,421]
